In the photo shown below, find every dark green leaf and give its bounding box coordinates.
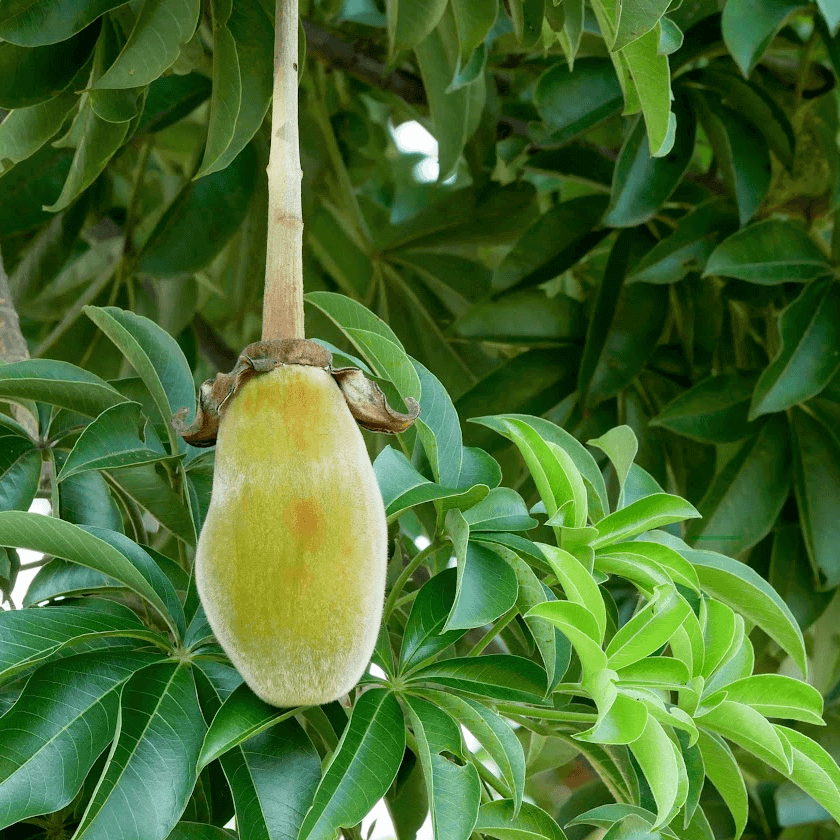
[721,0,805,76]
[492,196,610,294]
[0,25,98,108]
[604,98,696,228]
[298,689,406,840]
[704,219,831,284]
[627,199,738,285]
[651,372,758,444]
[686,416,790,556]
[476,800,567,840]
[791,407,840,587]
[59,401,175,481]
[387,0,448,52]
[0,605,150,683]
[0,0,126,45]
[138,143,258,277]
[0,434,40,511]
[0,512,182,636]
[751,279,840,418]
[410,655,547,703]
[0,651,159,829]
[136,72,211,135]
[165,824,236,840]
[535,59,623,143]
[399,568,466,674]
[72,662,206,840]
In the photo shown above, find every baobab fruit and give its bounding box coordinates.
[175,340,419,706]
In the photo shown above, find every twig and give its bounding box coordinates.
[263,0,305,341]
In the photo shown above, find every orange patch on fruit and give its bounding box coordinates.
[282,496,325,550]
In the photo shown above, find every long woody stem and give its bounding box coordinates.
[262,0,305,341]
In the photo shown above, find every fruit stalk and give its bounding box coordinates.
[263,0,305,342]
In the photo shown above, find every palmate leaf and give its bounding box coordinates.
[0,651,161,829]
[195,663,321,840]
[298,689,406,840]
[73,662,206,840]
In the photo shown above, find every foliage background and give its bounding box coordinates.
[1,0,840,837]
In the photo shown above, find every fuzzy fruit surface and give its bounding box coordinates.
[195,364,387,706]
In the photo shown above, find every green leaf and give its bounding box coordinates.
[404,696,481,840]
[196,663,321,840]
[774,726,840,824]
[454,290,584,344]
[750,280,840,418]
[108,462,196,545]
[686,416,790,556]
[604,99,695,227]
[136,71,211,134]
[704,219,831,284]
[0,0,126,44]
[451,0,497,65]
[651,372,758,444]
[696,96,771,226]
[686,548,807,677]
[305,291,405,350]
[535,59,623,143]
[138,143,258,277]
[298,689,406,840]
[414,7,485,180]
[44,93,130,213]
[628,199,738,285]
[0,605,151,683]
[374,446,478,521]
[0,512,182,637]
[579,231,670,408]
[58,402,175,481]
[539,543,607,641]
[471,414,609,522]
[345,329,421,400]
[791,408,840,587]
[0,434,40,511]
[73,662,205,840]
[706,674,823,725]
[0,26,97,107]
[196,0,272,177]
[0,143,73,234]
[697,700,791,772]
[0,90,81,175]
[85,305,196,447]
[510,0,544,47]
[588,425,637,506]
[94,0,200,89]
[476,800,568,840]
[592,494,700,549]
[524,601,608,681]
[463,487,538,532]
[399,568,467,674]
[721,0,804,76]
[0,359,127,418]
[605,585,690,669]
[0,650,160,829]
[576,692,648,745]
[492,196,610,294]
[628,715,681,827]
[410,655,548,703]
[420,690,526,813]
[387,0,448,52]
[197,682,299,770]
[613,0,672,50]
[597,541,700,592]
[165,825,236,840]
[696,730,748,840]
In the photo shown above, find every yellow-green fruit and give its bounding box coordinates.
[195,364,387,706]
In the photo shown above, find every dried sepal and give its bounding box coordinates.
[331,367,420,434]
[172,338,420,446]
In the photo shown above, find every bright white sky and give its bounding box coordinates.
[392,121,440,182]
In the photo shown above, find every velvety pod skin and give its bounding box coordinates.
[195,364,388,706]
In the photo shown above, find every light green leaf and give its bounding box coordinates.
[696,730,748,839]
[774,726,840,823]
[387,0,449,52]
[628,715,681,827]
[722,0,804,76]
[592,494,700,549]
[476,799,568,840]
[588,425,637,506]
[705,674,824,725]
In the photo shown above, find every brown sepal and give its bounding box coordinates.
[172,338,420,446]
